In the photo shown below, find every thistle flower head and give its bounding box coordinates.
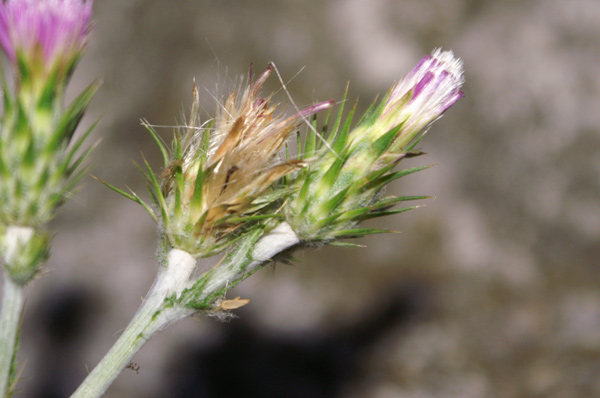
[284,49,464,243]
[121,65,333,257]
[0,0,97,284]
[364,48,464,151]
[0,0,97,228]
[0,0,93,79]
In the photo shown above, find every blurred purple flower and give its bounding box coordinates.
[0,0,93,69]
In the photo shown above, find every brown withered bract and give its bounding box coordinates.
[218,296,250,310]
[183,65,310,232]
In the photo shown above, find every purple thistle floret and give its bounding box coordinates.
[382,48,464,143]
[0,0,93,68]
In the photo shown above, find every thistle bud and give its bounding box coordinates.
[284,49,464,243]
[350,48,464,153]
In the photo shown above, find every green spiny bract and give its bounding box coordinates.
[0,70,98,226]
[0,58,98,283]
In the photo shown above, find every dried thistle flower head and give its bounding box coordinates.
[112,65,333,257]
[194,65,332,230]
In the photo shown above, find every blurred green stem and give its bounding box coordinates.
[0,271,24,397]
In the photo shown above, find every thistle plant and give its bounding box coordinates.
[0,5,465,393]
[72,66,334,397]
[71,49,464,397]
[0,0,96,395]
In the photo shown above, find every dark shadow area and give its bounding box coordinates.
[24,285,101,398]
[159,281,433,398]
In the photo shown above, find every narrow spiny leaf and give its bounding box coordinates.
[143,120,170,168]
[360,165,430,193]
[356,205,419,221]
[331,101,356,154]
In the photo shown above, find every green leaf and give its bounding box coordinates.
[362,160,398,186]
[143,120,170,169]
[281,145,291,186]
[225,213,281,224]
[21,136,37,172]
[64,143,94,179]
[357,89,390,127]
[295,131,304,161]
[92,176,157,221]
[192,210,208,233]
[0,152,8,179]
[145,180,160,209]
[320,184,351,217]
[15,98,31,143]
[303,114,318,158]
[326,84,348,145]
[356,205,419,221]
[1,75,13,117]
[189,162,204,216]
[295,168,315,207]
[330,227,392,238]
[369,124,402,159]
[403,130,427,152]
[252,186,296,205]
[332,206,373,223]
[173,162,184,222]
[327,241,366,248]
[372,195,430,208]
[319,105,333,141]
[356,100,377,127]
[200,120,212,161]
[52,81,99,146]
[360,165,430,193]
[16,53,31,89]
[37,67,59,114]
[141,155,168,225]
[318,151,347,193]
[59,120,98,176]
[52,167,88,209]
[331,101,356,154]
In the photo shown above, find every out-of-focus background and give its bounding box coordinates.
[11,0,600,397]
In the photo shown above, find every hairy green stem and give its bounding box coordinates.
[70,249,196,398]
[0,272,24,397]
[71,223,300,397]
[201,222,300,300]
